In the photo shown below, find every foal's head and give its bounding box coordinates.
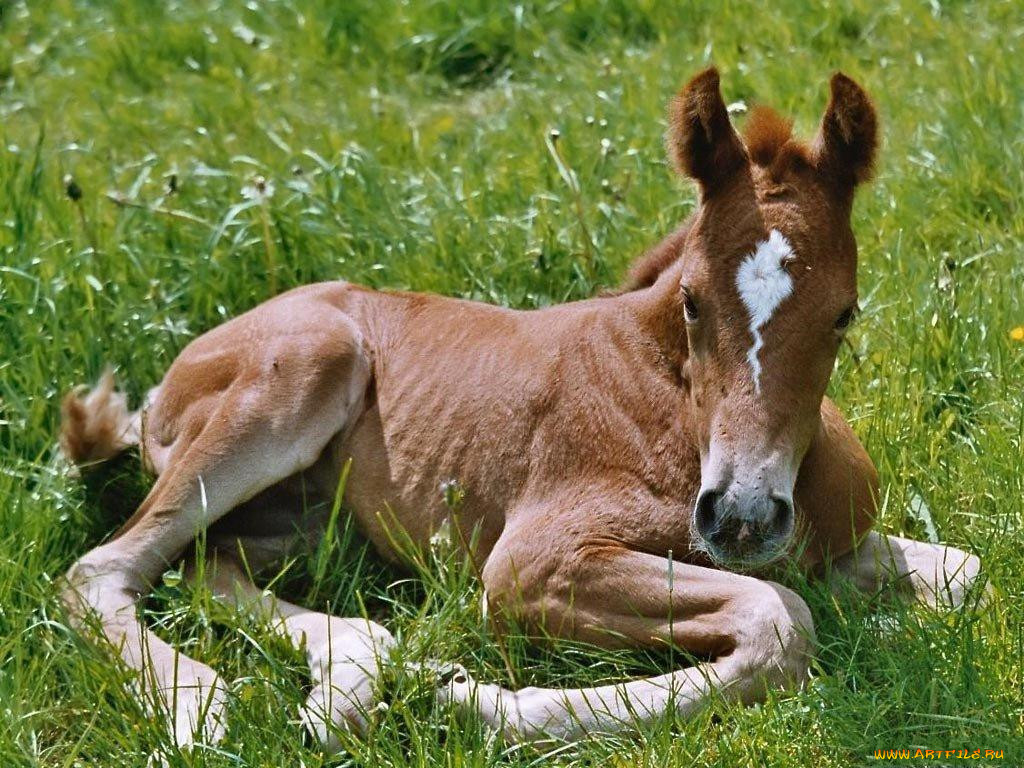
[668,68,877,568]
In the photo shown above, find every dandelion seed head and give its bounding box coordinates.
[241,175,274,202]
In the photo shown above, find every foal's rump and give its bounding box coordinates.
[58,282,375,543]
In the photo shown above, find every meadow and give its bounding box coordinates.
[1,0,1022,765]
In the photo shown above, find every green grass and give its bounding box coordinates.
[1,0,1023,765]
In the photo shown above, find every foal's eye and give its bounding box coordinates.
[834,305,858,332]
[682,288,699,323]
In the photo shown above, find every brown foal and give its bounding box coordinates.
[60,68,984,750]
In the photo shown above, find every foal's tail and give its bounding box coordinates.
[60,368,141,466]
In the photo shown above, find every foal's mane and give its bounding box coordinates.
[742,106,812,179]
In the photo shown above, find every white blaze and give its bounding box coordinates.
[735,229,795,394]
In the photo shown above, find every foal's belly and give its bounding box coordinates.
[333,402,521,565]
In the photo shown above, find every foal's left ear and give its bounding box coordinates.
[812,73,878,192]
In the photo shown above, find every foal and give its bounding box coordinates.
[60,68,983,749]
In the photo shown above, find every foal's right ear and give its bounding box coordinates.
[667,67,748,195]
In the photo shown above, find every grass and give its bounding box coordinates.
[1,0,1022,765]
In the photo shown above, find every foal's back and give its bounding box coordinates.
[328,275,700,561]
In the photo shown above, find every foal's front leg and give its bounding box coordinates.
[444,533,815,742]
[829,531,985,609]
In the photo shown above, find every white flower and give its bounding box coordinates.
[429,519,453,552]
[241,175,275,202]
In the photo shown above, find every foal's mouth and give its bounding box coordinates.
[691,515,794,572]
[696,536,792,572]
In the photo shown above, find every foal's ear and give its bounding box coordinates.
[812,73,878,191]
[667,67,747,195]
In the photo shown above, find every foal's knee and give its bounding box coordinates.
[480,540,561,636]
[729,581,815,699]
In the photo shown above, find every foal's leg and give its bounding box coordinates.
[829,531,984,609]
[62,308,370,748]
[188,548,395,751]
[445,540,814,742]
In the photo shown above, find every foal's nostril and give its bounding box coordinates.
[769,495,795,537]
[694,490,721,539]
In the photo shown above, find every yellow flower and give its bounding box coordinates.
[1011,326,1024,342]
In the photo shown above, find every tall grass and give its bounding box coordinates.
[1,0,1021,765]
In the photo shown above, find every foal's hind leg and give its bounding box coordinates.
[188,548,395,751]
[62,307,371,749]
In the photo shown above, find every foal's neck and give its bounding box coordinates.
[620,257,691,378]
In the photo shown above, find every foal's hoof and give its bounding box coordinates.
[400,659,474,700]
[298,662,383,752]
[141,671,229,765]
[172,696,229,751]
[433,663,477,707]
[433,665,532,744]
[145,697,228,767]
[169,679,229,749]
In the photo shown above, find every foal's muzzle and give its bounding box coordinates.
[694,487,795,566]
